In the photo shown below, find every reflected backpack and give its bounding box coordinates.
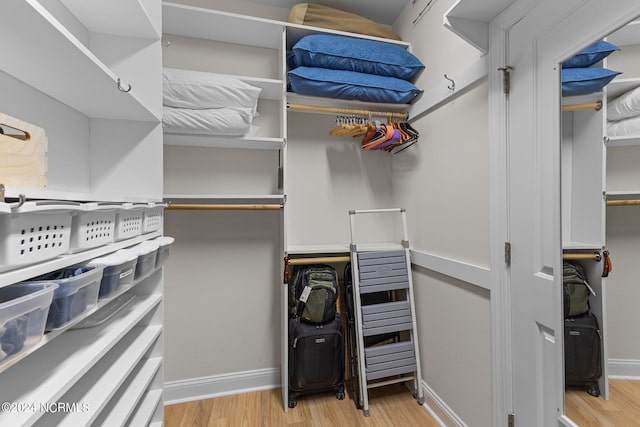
[289,264,339,323]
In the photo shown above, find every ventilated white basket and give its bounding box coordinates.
[142,203,165,234]
[67,203,118,253]
[113,203,144,241]
[0,200,80,271]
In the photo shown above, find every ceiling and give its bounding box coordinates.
[249,0,412,25]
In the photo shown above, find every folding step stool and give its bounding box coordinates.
[348,208,424,416]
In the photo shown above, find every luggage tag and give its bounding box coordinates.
[299,286,312,303]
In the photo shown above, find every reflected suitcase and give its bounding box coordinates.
[288,313,345,408]
[565,312,602,397]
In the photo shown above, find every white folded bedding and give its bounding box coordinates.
[163,68,261,110]
[607,114,640,137]
[162,106,255,136]
[608,86,640,121]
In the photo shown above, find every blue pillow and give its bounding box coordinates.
[562,40,619,69]
[289,34,425,81]
[288,67,422,104]
[561,67,621,97]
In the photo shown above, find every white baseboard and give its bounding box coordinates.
[163,368,280,405]
[421,380,467,427]
[608,359,640,379]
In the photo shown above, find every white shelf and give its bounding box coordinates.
[0,0,159,122]
[287,243,404,255]
[606,135,640,147]
[236,76,284,101]
[162,2,284,49]
[607,18,640,47]
[60,0,160,40]
[92,357,162,427]
[562,242,603,251]
[606,190,640,200]
[165,194,285,205]
[125,388,163,427]
[0,293,162,427]
[42,328,161,427]
[2,187,162,204]
[562,93,603,106]
[607,77,640,99]
[163,132,284,150]
[0,231,162,287]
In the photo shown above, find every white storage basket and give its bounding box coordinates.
[142,203,165,234]
[67,203,118,253]
[0,201,80,271]
[114,203,144,241]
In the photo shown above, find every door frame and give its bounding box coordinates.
[488,0,640,425]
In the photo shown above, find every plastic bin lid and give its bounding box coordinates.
[154,236,175,247]
[130,241,160,256]
[88,249,138,267]
[80,202,120,212]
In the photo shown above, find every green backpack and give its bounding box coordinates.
[563,261,595,318]
[289,264,339,323]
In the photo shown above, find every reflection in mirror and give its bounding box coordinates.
[560,17,640,426]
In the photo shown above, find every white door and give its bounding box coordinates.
[503,0,640,425]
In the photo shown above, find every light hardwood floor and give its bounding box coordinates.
[165,382,440,427]
[565,379,640,426]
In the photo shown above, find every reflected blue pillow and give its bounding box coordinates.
[562,40,619,69]
[289,34,425,81]
[561,67,621,97]
[288,67,422,104]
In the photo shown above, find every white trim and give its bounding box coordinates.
[163,368,279,405]
[409,249,491,290]
[409,57,488,123]
[421,380,467,427]
[608,359,640,379]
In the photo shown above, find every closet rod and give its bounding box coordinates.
[287,103,409,121]
[561,100,602,112]
[166,203,283,211]
[606,199,640,206]
[563,252,601,261]
[287,256,351,265]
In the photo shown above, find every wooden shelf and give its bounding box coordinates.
[0,0,159,122]
[0,293,162,426]
[162,2,284,49]
[285,21,411,50]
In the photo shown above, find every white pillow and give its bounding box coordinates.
[608,86,640,121]
[162,106,254,136]
[607,115,640,137]
[163,68,262,110]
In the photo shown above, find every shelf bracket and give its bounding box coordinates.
[0,183,4,202]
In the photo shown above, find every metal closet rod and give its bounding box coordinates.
[287,255,351,265]
[606,199,640,206]
[561,100,602,112]
[563,252,601,261]
[166,203,282,211]
[287,103,409,121]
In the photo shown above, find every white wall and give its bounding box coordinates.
[392,1,493,426]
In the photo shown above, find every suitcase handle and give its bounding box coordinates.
[348,208,409,247]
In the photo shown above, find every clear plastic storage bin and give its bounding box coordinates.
[130,241,160,280]
[88,250,138,299]
[26,265,104,330]
[142,203,165,234]
[113,203,144,241]
[0,282,57,364]
[67,203,118,253]
[0,201,80,271]
[154,236,175,268]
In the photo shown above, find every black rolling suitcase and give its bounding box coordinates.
[565,312,602,397]
[288,313,345,408]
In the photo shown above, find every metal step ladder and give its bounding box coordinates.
[348,208,424,416]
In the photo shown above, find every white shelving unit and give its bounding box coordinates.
[0,0,164,426]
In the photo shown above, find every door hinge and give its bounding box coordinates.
[505,242,511,266]
[498,66,513,94]
[508,413,515,427]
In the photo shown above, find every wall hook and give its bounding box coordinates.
[444,74,455,91]
[117,78,132,93]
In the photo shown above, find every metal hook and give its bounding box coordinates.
[7,193,26,209]
[117,78,132,93]
[444,74,455,91]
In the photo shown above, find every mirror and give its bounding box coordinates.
[561,17,640,425]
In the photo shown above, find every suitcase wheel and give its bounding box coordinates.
[336,390,345,400]
[288,397,297,408]
[587,383,601,398]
